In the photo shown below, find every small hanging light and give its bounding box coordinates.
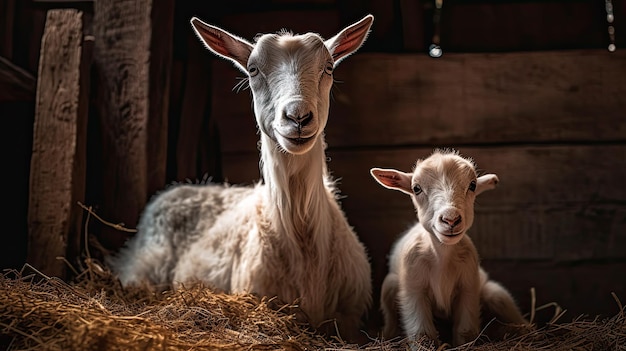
[429,0,443,58]
[606,0,616,52]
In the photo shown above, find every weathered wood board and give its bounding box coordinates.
[92,0,151,246]
[213,50,626,153]
[27,9,89,278]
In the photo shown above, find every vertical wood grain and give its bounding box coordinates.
[28,9,88,278]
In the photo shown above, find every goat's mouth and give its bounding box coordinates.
[285,135,314,145]
[275,132,317,154]
[433,228,465,245]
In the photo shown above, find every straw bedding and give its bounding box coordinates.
[1,258,624,351]
[1,207,624,350]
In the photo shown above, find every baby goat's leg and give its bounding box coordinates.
[451,286,481,346]
[380,273,400,339]
[398,283,438,342]
[481,280,527,325]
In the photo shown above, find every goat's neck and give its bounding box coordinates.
[259,134,332,244]
[429,230,467,262]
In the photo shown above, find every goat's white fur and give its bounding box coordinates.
[107,15,375,341]
[371,149,526,346]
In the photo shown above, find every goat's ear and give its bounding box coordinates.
[370,168,413,195]
[476,174,499,195]
[190,17,253,74]
[325,14,374,66]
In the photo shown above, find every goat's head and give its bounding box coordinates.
[190,15,374,155]
[370,149,499,245]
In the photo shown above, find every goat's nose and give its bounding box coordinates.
[440,213,462,228]
[284,102,313,126]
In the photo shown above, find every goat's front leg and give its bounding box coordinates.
[398,284,438,342]
[451,285,481,346]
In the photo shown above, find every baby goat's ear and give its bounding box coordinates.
[476,174,499,195]
[370,168,413,195]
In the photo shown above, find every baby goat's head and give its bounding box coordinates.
[371,149,499,245]
[190,15,373,155]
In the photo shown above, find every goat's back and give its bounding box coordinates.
[107,183,257,289]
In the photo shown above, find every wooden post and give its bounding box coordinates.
[92,0,150,247]
[27,9,90,278]
[92,0,174,249]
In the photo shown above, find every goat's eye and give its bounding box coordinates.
[324,62,334,75]
[469,180,477,192]
[413,185,422,195]
[248,66,259,77]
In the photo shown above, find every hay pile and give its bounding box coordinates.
[0,260,337,351]
[0,259,624,350]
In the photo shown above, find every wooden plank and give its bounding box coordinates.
[27,9,88,278]
[0,0,15,59]
[220,145,626,262]
[214,50,626,153]
[399,0,425,52]
[481,260,626,323]
[146,0,174,195]
[442,1,624,52]
[0,56,36,101]
[217,10,341,40]
[176,31,212,182]
[93,0,151,247]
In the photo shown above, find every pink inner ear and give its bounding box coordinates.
[193,24,230,57]
[373,170,402,189]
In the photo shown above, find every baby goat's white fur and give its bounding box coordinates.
[107,15,375,340]
[371,149,526,346]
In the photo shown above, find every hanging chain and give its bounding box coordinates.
[606,0,616,52]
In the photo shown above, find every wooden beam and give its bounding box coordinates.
[93,0,151,247]
[0,55,36,101]
[27,9,90,278]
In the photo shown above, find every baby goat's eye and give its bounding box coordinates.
[413,185,422,195]
[469,180,477,192]
[248,65,259,77]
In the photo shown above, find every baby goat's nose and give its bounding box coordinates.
[440,212,462,228]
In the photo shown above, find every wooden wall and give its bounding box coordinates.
[1,0,625,333]
[180,1,626,329]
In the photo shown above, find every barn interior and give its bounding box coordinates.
[1,0,625,348]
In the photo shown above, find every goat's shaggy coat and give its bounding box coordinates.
[371,149,527,346]
[107,15,375,341]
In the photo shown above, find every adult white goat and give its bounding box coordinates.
[107,15,375,341]
[370,149,527,346]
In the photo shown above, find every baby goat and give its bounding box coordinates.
[371,149,527,346]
